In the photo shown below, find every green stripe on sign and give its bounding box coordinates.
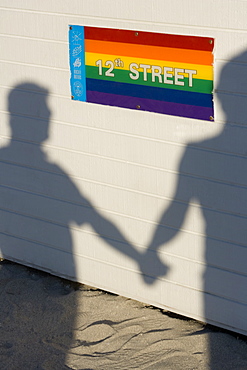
[86,66,213,94]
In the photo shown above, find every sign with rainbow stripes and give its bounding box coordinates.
[69,26,214,121]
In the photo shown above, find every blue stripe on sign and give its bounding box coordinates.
[86,78,212,107]
[69,25,86,101]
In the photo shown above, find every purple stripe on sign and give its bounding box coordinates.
[87,91,214,121]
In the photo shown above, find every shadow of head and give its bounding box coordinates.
[8,82,51,143]
[216,50,247,126]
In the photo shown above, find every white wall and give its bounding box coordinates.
[0,1,247,335]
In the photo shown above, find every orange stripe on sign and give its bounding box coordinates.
[85,39,213,66]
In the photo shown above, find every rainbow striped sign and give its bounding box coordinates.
[69,26,214,121]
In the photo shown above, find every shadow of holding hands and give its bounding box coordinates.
[0,82,168,368]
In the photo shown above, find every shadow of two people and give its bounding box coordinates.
[2,48,247,368]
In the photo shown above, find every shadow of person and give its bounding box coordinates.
[0,82,168,368]
[147,51,247,367]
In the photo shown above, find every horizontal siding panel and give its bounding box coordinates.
[0,232,77,279]
[2,1,247,32]
[159,282,247,335]
[0,61,70,96]
[0,36,68,69]
[0,9,71,42]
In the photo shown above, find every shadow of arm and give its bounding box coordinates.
[148,156,191,252]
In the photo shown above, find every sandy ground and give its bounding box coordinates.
[1,260,247,370]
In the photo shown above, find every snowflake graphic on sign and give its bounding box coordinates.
[72,31,82,45]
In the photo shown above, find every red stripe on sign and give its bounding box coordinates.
[84,27,214,52]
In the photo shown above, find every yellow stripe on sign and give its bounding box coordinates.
[85,52,213,81]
